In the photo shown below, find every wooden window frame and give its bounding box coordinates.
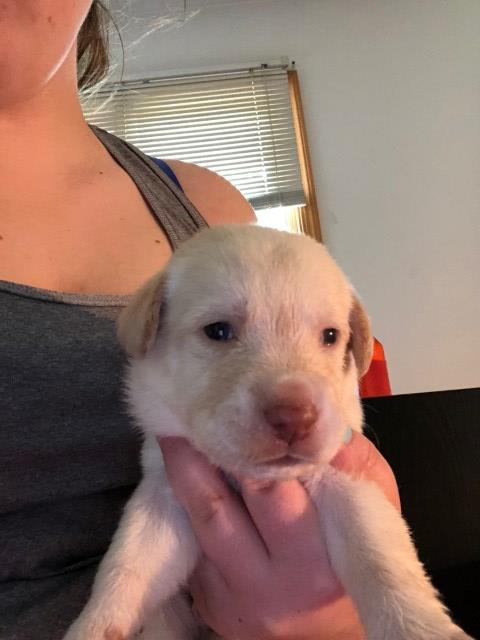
[288,69,323,242]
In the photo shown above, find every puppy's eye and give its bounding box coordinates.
[322,328,338,346]
[204,322,235,342]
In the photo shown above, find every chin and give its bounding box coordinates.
[213,451,325,482]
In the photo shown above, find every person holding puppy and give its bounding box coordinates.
[0,2,399,638]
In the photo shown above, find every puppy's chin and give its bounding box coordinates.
[196,443,340,482]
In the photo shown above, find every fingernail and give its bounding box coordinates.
[343,427,353,444]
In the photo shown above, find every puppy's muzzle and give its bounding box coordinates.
[253,376,327,465]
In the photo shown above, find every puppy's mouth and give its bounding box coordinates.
[259,453,316,468]
[267,455,300,467]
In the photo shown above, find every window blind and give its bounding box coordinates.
[81,66,305,210]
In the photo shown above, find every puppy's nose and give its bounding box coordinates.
[264,402,318,444]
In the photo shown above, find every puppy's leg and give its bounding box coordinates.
[63,472,199,640]
[316,469,472,640]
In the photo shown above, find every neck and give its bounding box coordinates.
[0,51,106,184]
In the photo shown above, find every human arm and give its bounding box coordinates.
[164,159,257,226]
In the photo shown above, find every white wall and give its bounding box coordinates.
[116,0,480,395]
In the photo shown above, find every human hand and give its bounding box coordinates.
[159,432,400,640]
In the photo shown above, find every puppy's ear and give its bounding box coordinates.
[349,296,374,378]
[117,272,166,358]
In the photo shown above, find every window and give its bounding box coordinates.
[82,64,321,240]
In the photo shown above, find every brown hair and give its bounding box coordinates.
[77,1,110,91]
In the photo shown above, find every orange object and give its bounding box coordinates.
[360,338,392,398]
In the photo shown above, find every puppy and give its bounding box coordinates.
[64,225,472,640]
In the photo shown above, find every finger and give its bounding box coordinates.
[159,437,269,584]
[237,476,332,568]
[331,431,401,510]
[189,555,228,630]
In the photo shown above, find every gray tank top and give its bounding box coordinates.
[0,127,208,639]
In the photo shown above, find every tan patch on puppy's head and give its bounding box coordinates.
[117,272,166,358]
[349,297,373,378]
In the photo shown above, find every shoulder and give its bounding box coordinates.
[165,160,256,226]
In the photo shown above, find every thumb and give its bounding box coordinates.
[331,431,401,510]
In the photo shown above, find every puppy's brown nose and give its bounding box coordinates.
[264,402,318,444]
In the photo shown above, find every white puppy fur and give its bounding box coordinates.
[64,225,472,640]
